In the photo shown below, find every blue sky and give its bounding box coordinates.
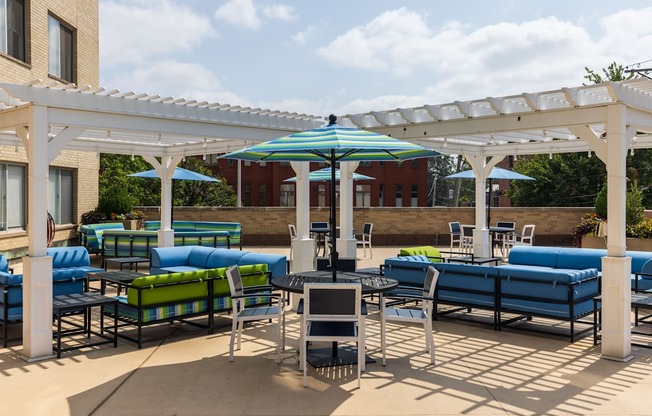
[99,0,652,118]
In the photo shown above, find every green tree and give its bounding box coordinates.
[427,156,456,206]
[509,61,651,208]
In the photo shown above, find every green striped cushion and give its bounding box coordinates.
[110,296,209,323]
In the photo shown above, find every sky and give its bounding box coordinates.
[99,0,652,119]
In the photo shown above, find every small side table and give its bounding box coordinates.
[447,256,501,266]
[52,292,118,358]
[104,256,150,272]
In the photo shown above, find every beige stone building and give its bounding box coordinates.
[0,0,99,258]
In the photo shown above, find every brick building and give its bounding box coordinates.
[0,0,99,258]
[206,157,431,207]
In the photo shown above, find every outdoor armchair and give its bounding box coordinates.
[380,266,439,365]
[226,265,285,363]
[356,222,373,258]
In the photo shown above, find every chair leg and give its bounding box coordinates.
[381,299,387,366]
[229,316,238,362]
[302,322,308,387]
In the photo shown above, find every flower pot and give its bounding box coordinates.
[627,238,652,252]
[122,220,139,230]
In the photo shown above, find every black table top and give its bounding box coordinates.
[104,257,150,263]
[272,270,398,294]
[89,270,146,283]
[52,292,117,311]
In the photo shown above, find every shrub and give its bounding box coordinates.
[98,184,133,217]
[80,209,107,225]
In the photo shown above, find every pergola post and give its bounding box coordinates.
[601,104,633,361]
[338,161,358,258]
[290,162,315,273]
[22,106,54,361]
[143,155,180,247]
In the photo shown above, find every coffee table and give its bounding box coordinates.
[447,256,501,266]
[593,293,652,347]
[89,270,146,295]
[104,256,150,272]
[52,292,118,358]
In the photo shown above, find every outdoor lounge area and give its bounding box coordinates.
[3,246,652,415]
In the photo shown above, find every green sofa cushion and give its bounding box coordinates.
[207,264,269,296]
[399,246,443,263]
[128,270,208,306]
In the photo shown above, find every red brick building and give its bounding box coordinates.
[206,158,430,207]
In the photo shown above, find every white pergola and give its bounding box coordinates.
[340,78,652,362]
[1,78,652,362]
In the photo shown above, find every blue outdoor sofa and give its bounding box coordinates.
[149,246,287,278]
[0,246,104,347]
[384,246,608,341]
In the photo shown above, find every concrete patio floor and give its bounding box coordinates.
[3,246,652,415]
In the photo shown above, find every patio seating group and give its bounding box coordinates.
[0,246,104,347]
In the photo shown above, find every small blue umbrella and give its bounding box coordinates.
[283,167,375,182]
[128,167,219,222]
[128,167,219,182]
[446,167,534,226]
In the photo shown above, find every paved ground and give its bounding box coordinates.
[3,246,652,415]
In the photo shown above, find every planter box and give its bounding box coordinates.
[581,235,652,252]
[581,235,606,249]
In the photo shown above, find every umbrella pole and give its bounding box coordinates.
[330,150,338,282]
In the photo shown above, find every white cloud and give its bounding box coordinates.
[318,6,652,109]
[100,0,217,67]
[292,24,321,45]
[263,4,298,21]
[214,0,260,29]
[104,60,250,106]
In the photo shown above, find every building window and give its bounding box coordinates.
[359,161,371,167]
[227,159,235,168]
[49,168,73,224]
[242,184,251,206]
[0,0,25,61]
[244,160,251,167]
[258,161,266,167]
[0,163,25,230]
[48,15,74,83]
[395,185,403,207]
[355,184,371,207]
[280,184,295,207]
[411,159,419,168]
[379,185,384,207]
[318,184,326,207]
[258,184,267,206]
[411,184,418,207]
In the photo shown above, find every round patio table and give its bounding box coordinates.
[272,270,398,295]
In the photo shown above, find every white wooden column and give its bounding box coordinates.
[464,155,500,257]
[601,105,633,361]
[338,162,358,258]
[290,162,315,273]
[143,155,181,247]
[22,106,54,361]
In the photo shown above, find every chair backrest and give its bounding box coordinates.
[462,224,474,237]
[226,265,244,297]
[304,283,361,320]
[363,223,373,235]
[496,221,515,229]
[522,224,536,243]
[449,221,461,234]
[422,266,440,299]
[311,222,328,229]
[288,224,297,239]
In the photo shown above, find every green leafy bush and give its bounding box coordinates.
[98,184,133,217]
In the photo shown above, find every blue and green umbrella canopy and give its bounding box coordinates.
[223,115,439,162]
[284,167,375,182]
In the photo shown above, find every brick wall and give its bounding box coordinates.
[138,206,592,247]
[0,0,99,259]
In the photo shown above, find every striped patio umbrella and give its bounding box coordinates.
[283,167,375,182]
[224,114,438,281]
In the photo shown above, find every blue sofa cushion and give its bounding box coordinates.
[155,266,205,274]
[556,248,605,271]
[508,246,562,268]
[48,246,91,268]
[187,246,217,268]
[434,263,499,308]
[206,249,248,269]
[0,271,22,285]
[151,246,195,268]
[237,252,287,278]
[384,255,432,287]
